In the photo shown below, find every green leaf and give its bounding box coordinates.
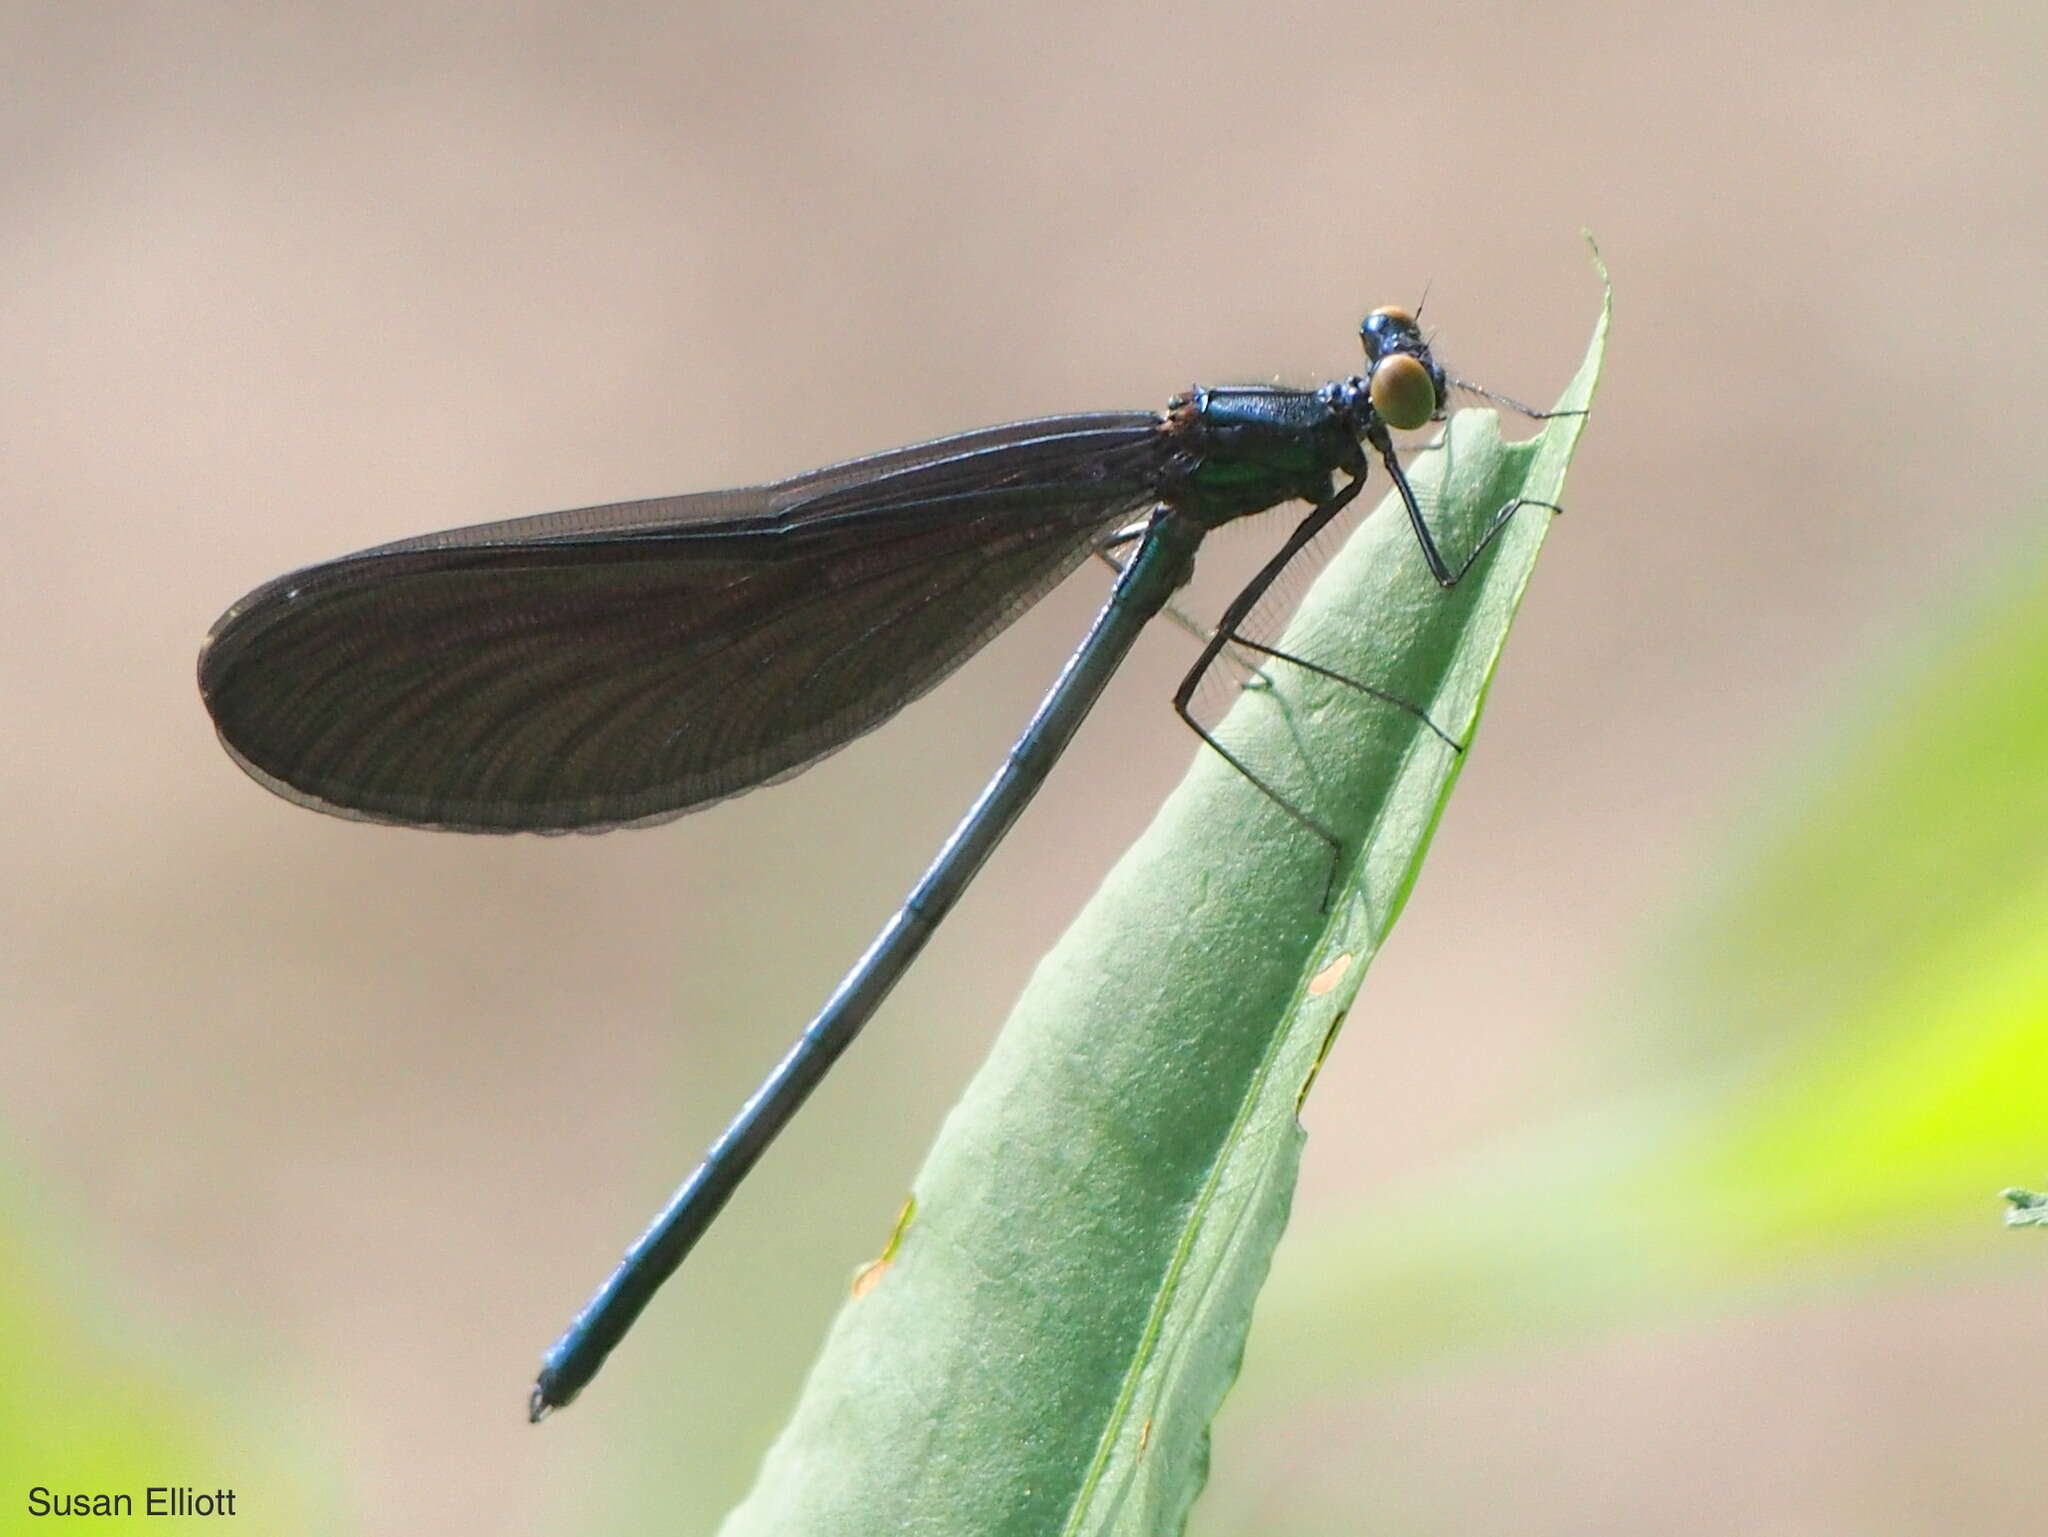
[715,270,1610,1537]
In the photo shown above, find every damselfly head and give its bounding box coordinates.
[1359,305,1419,360]
[1358,307,1444,432]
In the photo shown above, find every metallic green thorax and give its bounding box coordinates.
[1164,385,1370,529]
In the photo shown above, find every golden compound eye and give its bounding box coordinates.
[1367,304,1416,330]
[1369,353,1436,431]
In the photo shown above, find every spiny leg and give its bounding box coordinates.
[1372,429,1565,591]
[1216,634,1463,751]
[1443,497,1564,587]
[1171,478,1366,908]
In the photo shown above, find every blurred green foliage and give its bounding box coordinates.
[0,1198,329,1535]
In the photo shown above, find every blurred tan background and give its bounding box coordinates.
[3,2,2043,1533]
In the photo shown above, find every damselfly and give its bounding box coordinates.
[198,305,1562,1416]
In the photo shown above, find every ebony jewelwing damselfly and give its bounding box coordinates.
[197,305,1565,1418]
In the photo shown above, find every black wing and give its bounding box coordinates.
[199,414,1168,832]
